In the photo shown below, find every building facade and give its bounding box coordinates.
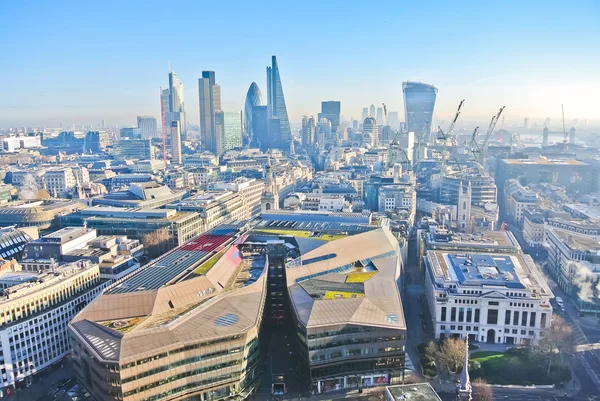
[244,82,263,143]
[199,71,222,153]
[266,56,291,148]
[402,82,437,136]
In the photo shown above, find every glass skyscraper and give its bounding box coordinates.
[402,81,437,136]
[168,70,186,139]
[198,71,221,153]
[318,101,341,133]
[266,56,291,148]
[244,82,263,144]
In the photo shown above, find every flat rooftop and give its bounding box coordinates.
[501,158,586,166]
[106,224,243,295]
[550,228,600,252]
[446,253,524,288]
[42,226,94,242]
[387,384,441,401]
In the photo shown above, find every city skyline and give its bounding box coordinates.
[1,1,599,128]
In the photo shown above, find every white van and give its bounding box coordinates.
[556,297,564,306]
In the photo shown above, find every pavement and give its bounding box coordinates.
[3,359,76,401]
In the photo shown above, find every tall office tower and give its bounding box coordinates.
[524,117,529,129]
[160,88,170,139]
[301,116,316,146]
[376,107,385,126]
[569,127,576,144]
[363,116,378,147]
[216,111,243,154]
[387,112,400,130]
[317,118,332,143]
[198,71,222,153]
[318,101,341,133]
[402,81,437,138]
[170,120,182,164]
[352,120,359,131]
[337,122,348,143]
[137,116,158,139]
[362,108,368,122]
[252,105,269,150]
[244,82,263,143]
[168,70,186,139]
[266,56,291,148]
[369,104,376,117]
[120,127,142,140]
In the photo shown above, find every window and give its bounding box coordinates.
[521,311,528,326]
[487,309,498,325]
[440,307,447,321]
[474,309,480,323]
[440,325,446,330]
[513,311,519,326]
[466,308,472,322]
[450,307,456,321]
[505,310,511,325]
[450,325,456,330]
[458,326,463,330]
[529,312,536,327]
[458,308,464,322]
[540,313,547,328]
[489,301,499,306]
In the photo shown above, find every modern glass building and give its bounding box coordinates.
[168,71,187,139]
[244,82,263,143]
[318,101,341,133]
[220,111,243,153]
[266,56,291,148]
[199,71,222,153]
[402,82,437,136]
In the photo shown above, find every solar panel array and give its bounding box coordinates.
[261,219,376,234]
[106,227,239,295]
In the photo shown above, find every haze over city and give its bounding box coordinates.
[1,0,599,128]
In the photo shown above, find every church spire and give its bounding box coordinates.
[456,336,472,401]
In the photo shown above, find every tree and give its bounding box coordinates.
[472,378,493,401]
[532,315,576,376]
[142,228,172,258]
[425,341,439,365]
[437,337,465,373]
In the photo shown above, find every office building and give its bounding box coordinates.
[91,182,186,209]
[2,135,41,152]
[387,111,400,130]
[114,139,155,160]
[160,88,170,138]
[85,131,109,153]
[545,227,600,315]
[376,107,384,125]
[137,116,158,139]
[301,116,316,146]
[318,101,341,133]
[0,200,84,230]
[0,227,36,261]
[59,207,202,251]
[167,191,247,232]
[369,104,376,117]
[170,120,182,164]
[252,105,269,150]
[423,231,553,345]
[119,127,141,140]
[363,116,378,147]
[168,70,186,140]
[402,82,437,136]
[69,223,406,401]
[215,111,243,155]
[244,82,263,143]
[361,108,368,122]
[0,261,108,394]
[199,71,222,153]
[267,56,291,148]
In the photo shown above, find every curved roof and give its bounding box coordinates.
[363,116,377,125]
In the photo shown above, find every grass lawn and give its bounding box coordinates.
[470,349,570,385]
[193,249,227,275]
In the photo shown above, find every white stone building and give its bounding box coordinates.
[424,250,553,345]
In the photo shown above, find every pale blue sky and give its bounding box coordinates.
[1,0,599,128]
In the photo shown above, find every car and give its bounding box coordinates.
[555,297,564,306]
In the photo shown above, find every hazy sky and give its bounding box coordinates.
[1,0,599,129]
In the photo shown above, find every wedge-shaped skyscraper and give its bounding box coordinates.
[266,56,291,148]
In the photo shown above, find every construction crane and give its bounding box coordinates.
[562,104,567,152]
[497,115,505,143]
[382,103,388,127]
[437,99,465,142]
[471,106,505,165]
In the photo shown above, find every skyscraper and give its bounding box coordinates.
[137,116,158,139]
[168,70,186,140]
[301,116,316,146]
[376,107,384,126]
[244,82,263,143]
[170,120,182,164]
[318,101,341,133]
[363,116,378,148]
[369,104,376,117]
[361,108,368,122]
[266,56,291,148]
[402,81,437,136]
[252,105,269,150]
[160,88,170,138]
[198,71,222,153]
[387,112,400,131]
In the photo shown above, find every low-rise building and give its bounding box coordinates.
[91,182,186,209]
[0,200,85,231]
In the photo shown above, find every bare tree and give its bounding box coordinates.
[533,315,576,375]
[472,378,493,401]
[436,338,464,373]
[142,228,172,258]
